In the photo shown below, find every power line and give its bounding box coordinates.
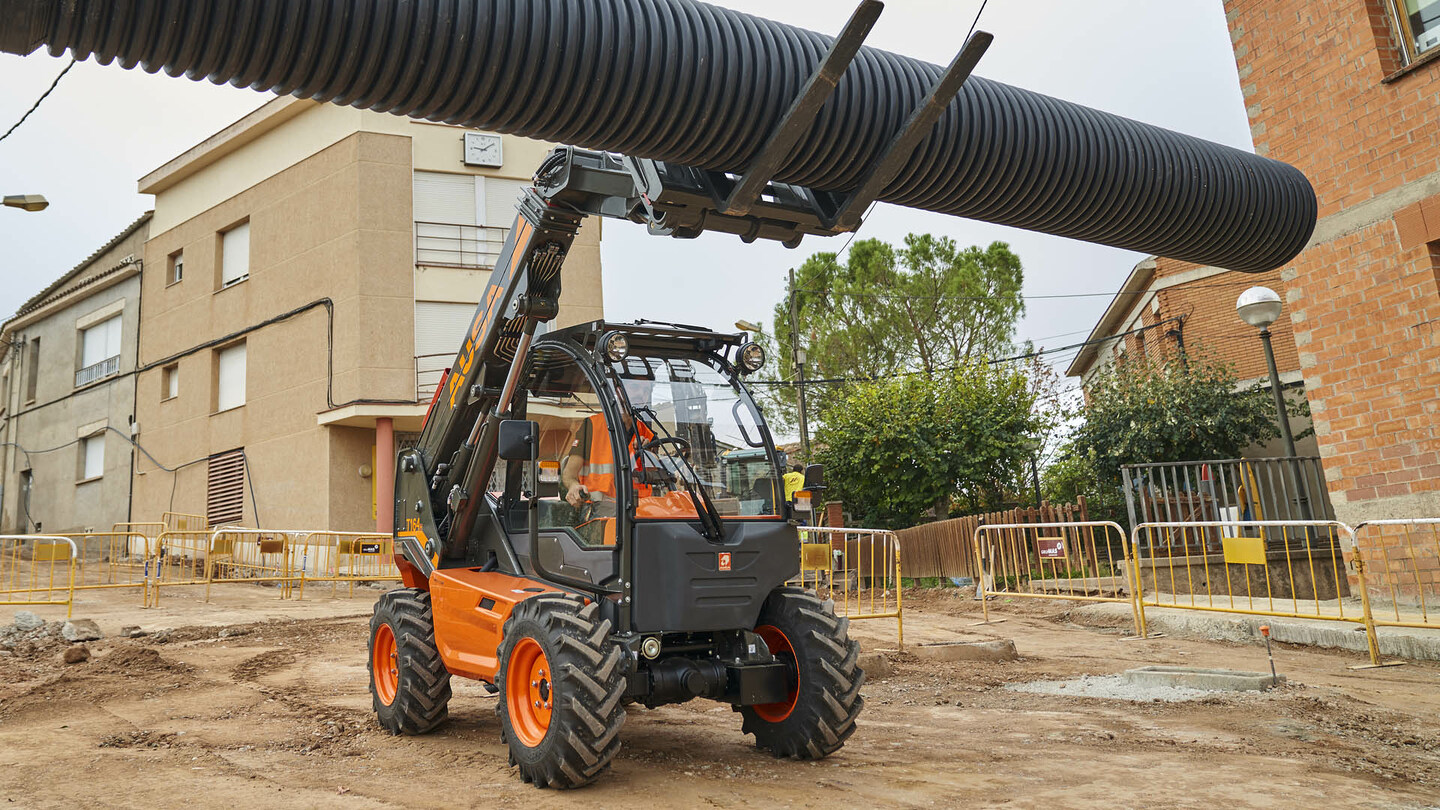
[835,0,988,259]
[748,315,1181,388]
[0,58,77,144]
[796,276,1268,303]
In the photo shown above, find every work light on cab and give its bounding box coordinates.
[600,331,629,362]
[738,342,765,374]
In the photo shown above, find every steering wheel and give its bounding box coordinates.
[642,436,692,459]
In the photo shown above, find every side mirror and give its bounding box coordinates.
[497,419,540,461]
[803,463,825,491]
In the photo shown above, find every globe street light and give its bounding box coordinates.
[3,194,48,212]
[1237,285,1309,519]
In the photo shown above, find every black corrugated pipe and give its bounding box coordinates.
[0,0,1316,272]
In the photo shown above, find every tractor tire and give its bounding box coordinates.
[495,594,627,789]
[741,586,865,759]
[368,588,452,735]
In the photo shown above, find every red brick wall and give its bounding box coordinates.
[1227,0,1440,525]
[1109,257,1301,382]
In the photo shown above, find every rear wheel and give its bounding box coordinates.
[369,588,452,734]
[741,587,865,759]
[496,594,627,789]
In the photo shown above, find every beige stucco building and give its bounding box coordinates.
[0,213,150,533]
[131,98,603,532]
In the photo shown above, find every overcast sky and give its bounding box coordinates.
[0,1,1251,379]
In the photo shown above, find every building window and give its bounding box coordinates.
[25,337,38,402]
[215,342,246,412]
[168,250,184,285]
[1387,0,1440,64]
[162,363,179,400]
[206,448,245,526]
[76,315,122,387]
[412,170,515,268]
[78,433,104,482]
[219,221,250,288]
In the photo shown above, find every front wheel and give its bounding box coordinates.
[496,594,627,789]
[369,588,452,734]
[741,587,865,759]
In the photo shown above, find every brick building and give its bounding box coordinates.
[1066,254,1318,460]
[1225,0,1440,524]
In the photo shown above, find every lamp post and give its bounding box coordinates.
[3,194,48,212]
[1237,286,1309,519]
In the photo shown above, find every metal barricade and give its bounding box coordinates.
[972,521,1145,636]
[291,531,399,600]
[1351,518,1440,629]
[1132,520,1356,618]
[55,532,153,605]
[0,535,79,616]
[1130,519,1391,666]
[113,522,165,558]
[204,528,302,600]
[149,528,226,606]
[162,511,209,532]
[796,526,902,648]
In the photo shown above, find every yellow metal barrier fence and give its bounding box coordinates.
[796,526,902,648]
[53,532,153,604]
[972,521,1146,636]
[205,528,304,600]
[292,532,399,599]
[1351,518,1440,630]
[1132,519,1386,665]
[162,511,209,532]
[150,528,230,605]
[0,535,79,616]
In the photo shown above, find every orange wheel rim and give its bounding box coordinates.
[754,625,799,722]
[506,637,553,747]
[372,623,399,706]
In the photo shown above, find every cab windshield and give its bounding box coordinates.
[610,353,782,520]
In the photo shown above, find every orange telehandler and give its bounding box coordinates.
[381,146,870,788]
[0,0,1318,791]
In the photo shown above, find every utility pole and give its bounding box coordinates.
[788,268,810,461]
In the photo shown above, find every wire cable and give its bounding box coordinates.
[0,58,76,144]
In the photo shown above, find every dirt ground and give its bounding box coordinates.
[2,584,1438,809]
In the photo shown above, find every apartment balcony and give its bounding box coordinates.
[75,355,120,388]
[415,222,507,269]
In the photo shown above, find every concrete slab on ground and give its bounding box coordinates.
[913,639,1018,662]
[1125,665,1284,691]
[1072,601,1440,662]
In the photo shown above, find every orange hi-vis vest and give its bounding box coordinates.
[578,413,655,498]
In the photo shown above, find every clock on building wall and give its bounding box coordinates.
[463,132,503,167]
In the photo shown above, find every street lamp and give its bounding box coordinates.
[3,194,48,212]
[733,319,761,333]
[1237,285,1309,518]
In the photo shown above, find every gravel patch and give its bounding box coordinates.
[1006,674,1215,703]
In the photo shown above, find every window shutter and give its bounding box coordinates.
[83,435,105,479]
[81,316,122,367]
[206,449,245,526]
[414,301,478,396]
[217,343,247,411]
[413,171,478,225]
[485,179,526,227]
[221,222,250,285]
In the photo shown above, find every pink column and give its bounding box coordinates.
[376,417,395,535]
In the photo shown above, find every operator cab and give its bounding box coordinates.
[490,320,795,626]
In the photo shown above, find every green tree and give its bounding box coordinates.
[770,235,1025,405]
[1069,352,1281,487]
[814,363,1041,528]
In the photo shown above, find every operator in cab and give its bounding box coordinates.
[559,378,656,541]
